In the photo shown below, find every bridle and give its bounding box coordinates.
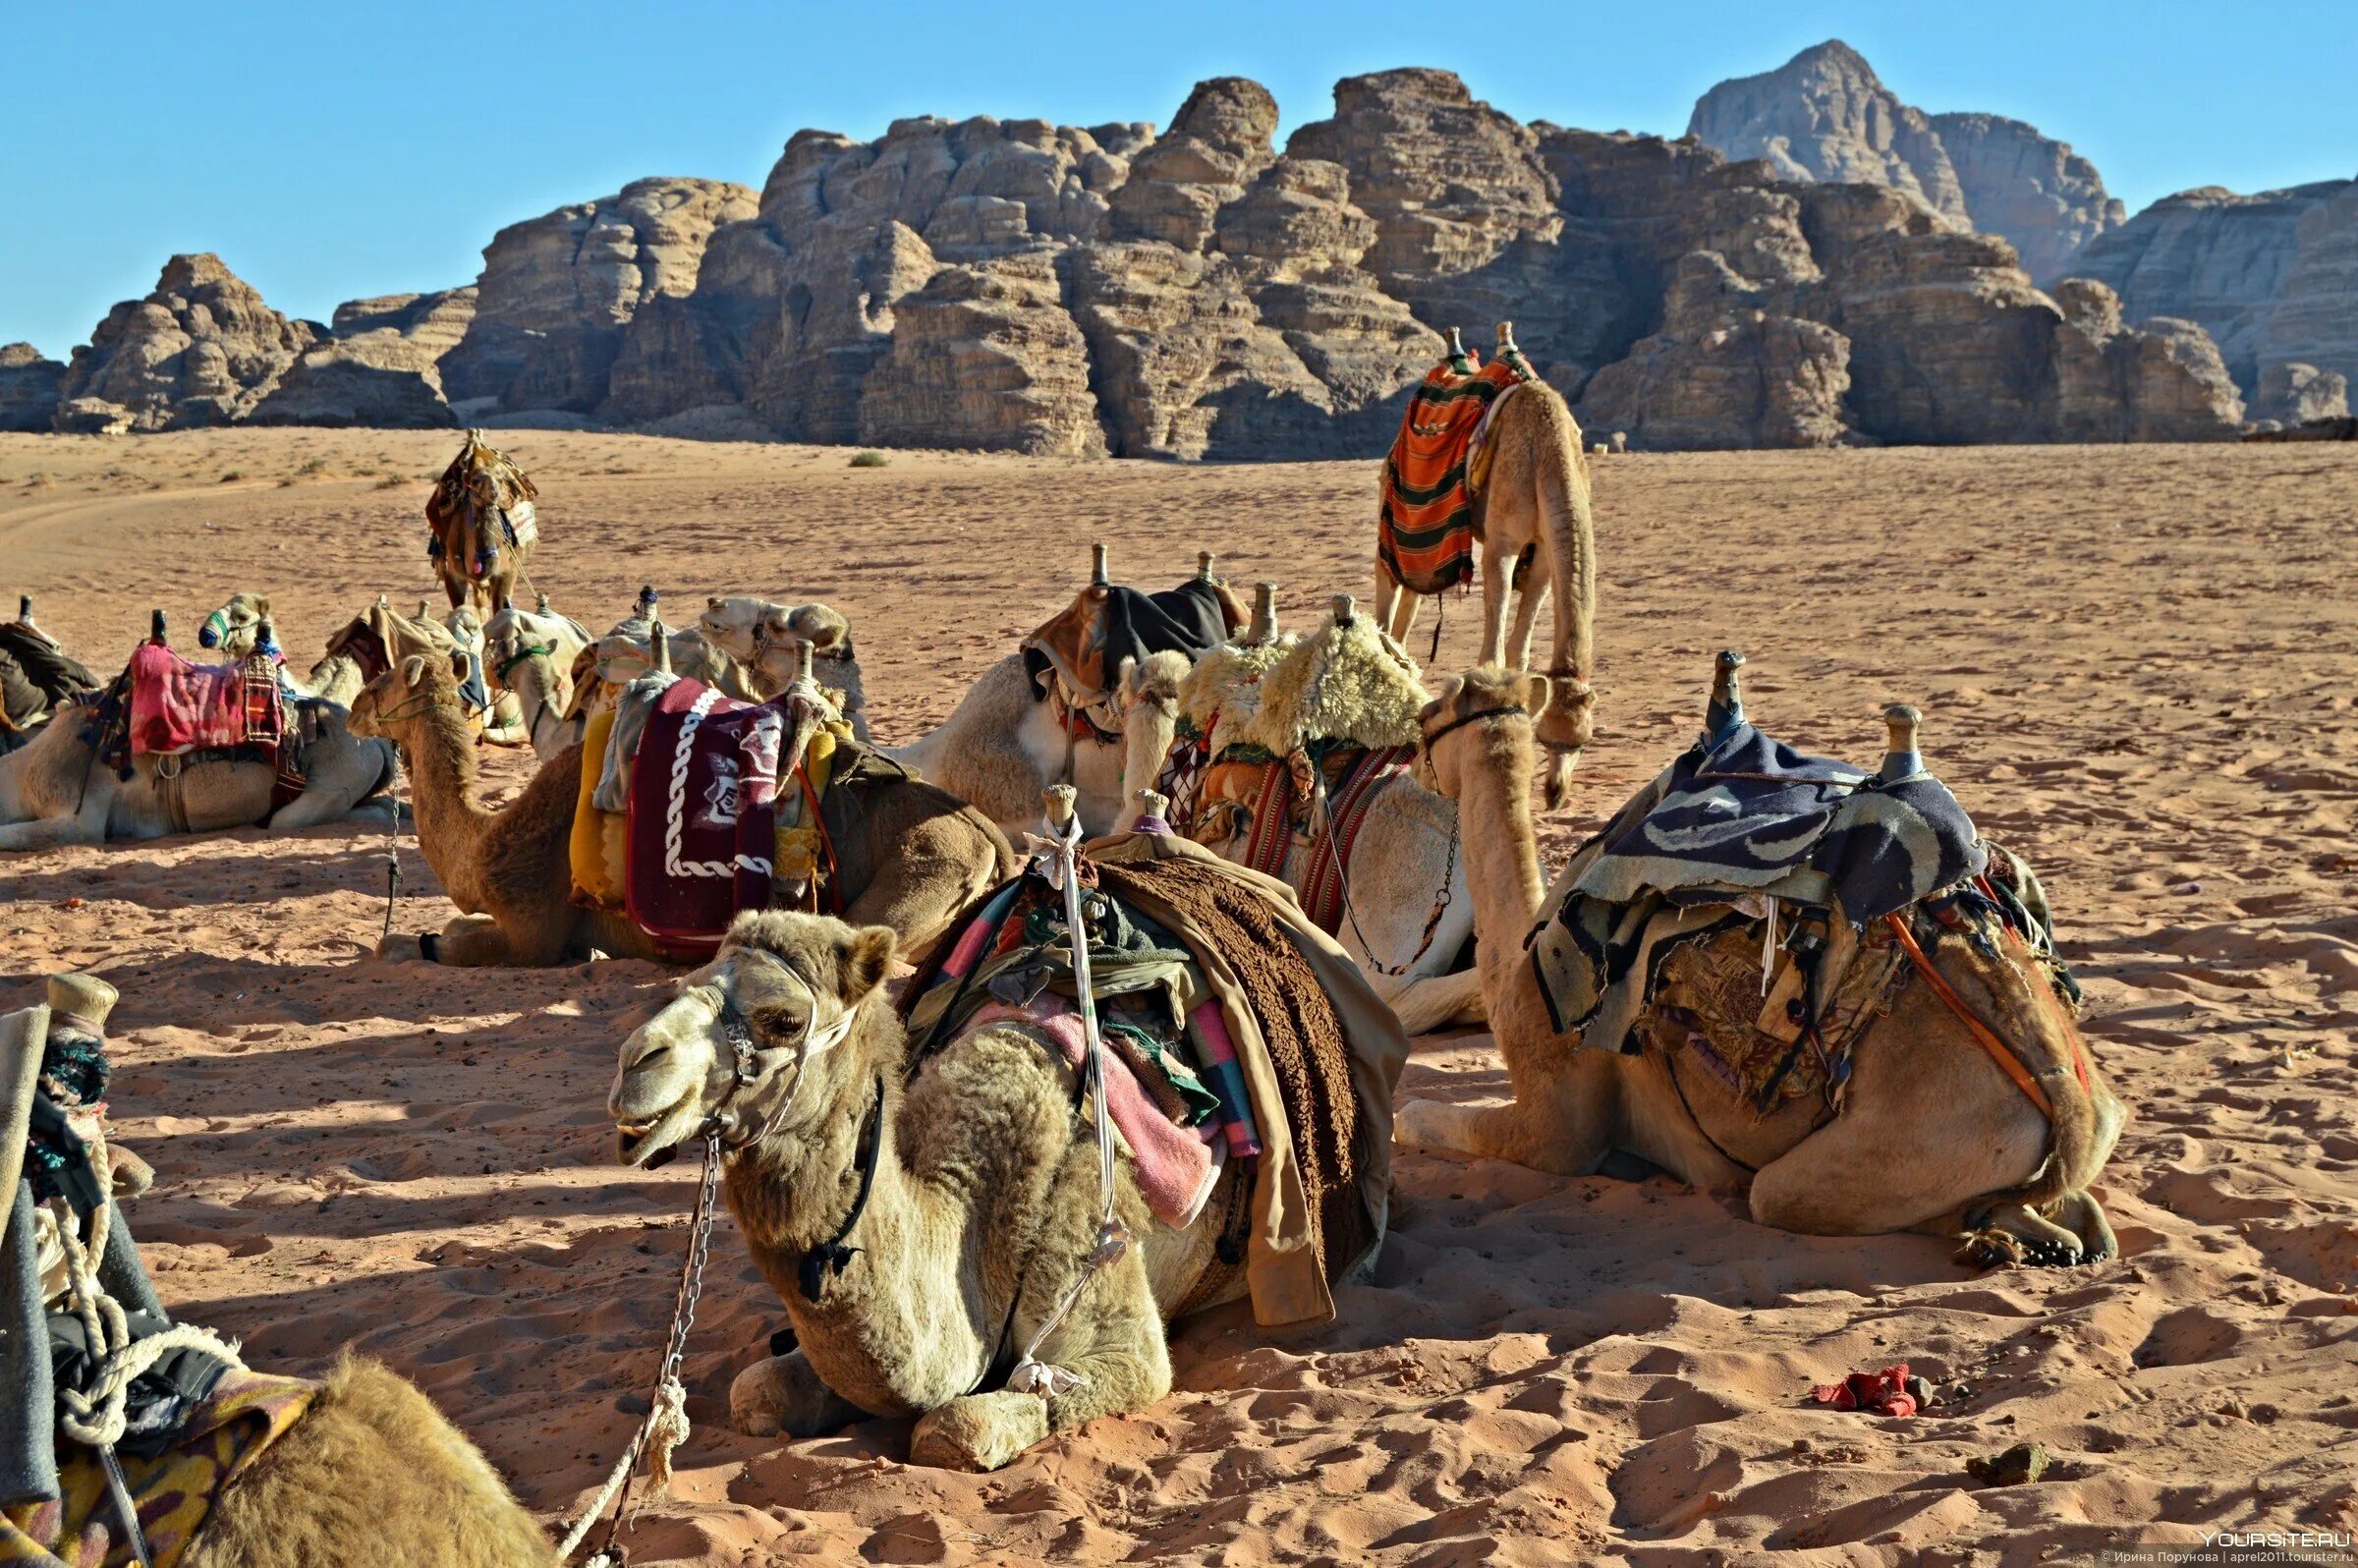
[693,950,858,1155]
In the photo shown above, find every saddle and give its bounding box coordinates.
[91,642,305,813]
[425,429,538,583]
[1376,348,1532,596]
[324,602,493,731]
[0,622,96,736]
[899,829,1409,1328]
[1526,684,2082,1126]
[570,676,867,960]
[1021,575,1244,709]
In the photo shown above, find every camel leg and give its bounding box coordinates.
[0,790,110,850]
[1376,557,1418,644]
[730,1348,865,1438]
[2048,1189,2119,1262]
[1505,549,1550,672]
[390,913,568,968]
[1477,545,1512,666]
[1395,1063,1618,1178]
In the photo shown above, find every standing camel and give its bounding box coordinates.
[1374,324,1598,808]
[425,429,538,616]
[1398,665,2125,1264]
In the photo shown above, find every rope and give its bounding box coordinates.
[1316,769,1457,978]
[553,1129,721,1564]
[379,751,406,944]
[1005,813,1127,1398]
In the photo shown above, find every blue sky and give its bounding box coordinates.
[6,0,2352,360]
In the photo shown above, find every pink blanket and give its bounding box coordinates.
[968,996,1219,1230]
[125,643,264,756]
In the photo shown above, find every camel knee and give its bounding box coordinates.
[909,1390,1049,1472]
[730,1349,861,1438]
[1396,1094,1603,1177]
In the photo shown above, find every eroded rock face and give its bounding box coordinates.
[2066,181,2350,393]
[858,251,1104,455]
[1689,41,2121,286]
[249,349,454,427]
[2049,279,2245,440]
[328,288,477,378]
[1108,78,1276,250]
[2261,180,2358,395]
[0,344,66,432]
[440,178,758,414]
[2254,362,2350,424]
[55,253,315,431]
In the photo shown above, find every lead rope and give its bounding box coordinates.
[378,749,407,944]
[1004,813,1127,1398]
[555,1128,721,1566]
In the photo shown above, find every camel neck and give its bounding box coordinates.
[725,1011,903,1260]
[301,651,365,707]
[394,700,493,877]
[1454,725,1548,1002]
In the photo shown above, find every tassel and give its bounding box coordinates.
[1761,897,1779,995]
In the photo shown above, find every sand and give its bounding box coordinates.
[2,427,2354,1565]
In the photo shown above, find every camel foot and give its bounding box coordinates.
[1959,1204,2091,1269]
[372,933,425,963]
[2048,1190,2118,1263]
[1394,1095,1483,1156]
[908,1390,1049,1472]
[729,1349,862,1438]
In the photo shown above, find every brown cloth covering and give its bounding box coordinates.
[1085,832,1409,1328]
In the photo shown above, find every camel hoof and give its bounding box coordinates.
[909,1390,1049,1472]
[730,1351,860,1439]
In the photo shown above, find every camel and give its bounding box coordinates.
[1396,664,2126,1264]
[885,548,1240,837]
[698,596,870,738]
[1113,593,1482,1036]
[425,429,538,616]
[562,589,756,724]
[3,985,557,1567]
[196,592,368,704]
[606,910,1240,1473]
[437,604,532,747]
[352,650,1014,967]
[480,595,592,759]
[0,616,396,852]
[1374,324,1599,809]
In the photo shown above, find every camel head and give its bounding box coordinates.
[196,592,273,656]
[1531,672,1597,812]
[349,649,472,741]
[609,913,896,1168]
[1112,651,1189,830]
[1416,664,1547,802]
[481,604,570,694]
[702,597,855,669]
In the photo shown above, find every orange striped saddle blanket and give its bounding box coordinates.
[1377,356,1531,596]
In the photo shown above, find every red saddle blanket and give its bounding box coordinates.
[626,679,789,959]
[1376,356,1529,596]
[124,643,283,757]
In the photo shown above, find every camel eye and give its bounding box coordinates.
[751,1006,808,1041]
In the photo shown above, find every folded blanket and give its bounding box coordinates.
[124,644,266,756]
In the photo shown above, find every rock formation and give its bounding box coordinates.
[439,177,758,415]
[1687,41,2121,285]
[2253,362,2349,425]
[2065,180,2351,393]
[52,253,315,431]
[0,344,65,432]
[2259,179,2358,396]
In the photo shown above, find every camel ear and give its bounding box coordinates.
[837,925,896,1005]
[398,654,429,689]
[791,605,847,652]
[707,596,724,611]
[1521,670,1552,714]
[1114,654,1138,696]
[452,649,473,682]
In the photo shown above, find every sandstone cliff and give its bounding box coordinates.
[0,345,65,432]
[1687,41,2121,285]
[53,253,315,431]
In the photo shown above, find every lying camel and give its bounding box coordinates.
[607,911,1237,1473]
[0,622,396,852]
[698,596,870,738]
[352,651,1014,966]
[480,595,592,759]
[1113,593,1482,1036]
[196,591,367,703]
[1374,324,1599,809]
[1397,665,2126,1264]
[885,549,1238,836]
[2,987,556,1567]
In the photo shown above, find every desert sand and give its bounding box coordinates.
[3,427,2354,1565]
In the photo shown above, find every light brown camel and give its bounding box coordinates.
[195,592,367,704]
[425,428,537,616]
[697,596,870,739]
[479,596,592,759]
[1397,665,2126,1264]
[1112,594,1483,1036]
[607,911,1238,1473]
[0,628,396,853]
[1375,325,1599,809]
[885,549,1240,836]
[2,988,556,1567]
[351,652,1015,967]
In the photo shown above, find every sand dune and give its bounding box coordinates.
[3,428,2353,1563]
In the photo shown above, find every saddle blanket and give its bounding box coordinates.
[1022,577,1238,706]
[1377,355,1529,596]
[123,644,283,758]
[1530,717,1985,1041]
[625,679,790,957]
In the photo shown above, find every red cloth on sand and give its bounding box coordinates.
[1811,1364,1918,1417]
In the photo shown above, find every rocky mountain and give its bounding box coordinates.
[2064,180,2353,403]
[1687,41,2122,284]
[19,68,2252,450]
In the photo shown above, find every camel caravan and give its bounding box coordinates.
[3,325,2131,1557]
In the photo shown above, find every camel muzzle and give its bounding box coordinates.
[610,990,728,1169]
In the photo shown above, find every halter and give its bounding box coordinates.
[695,949,860,1153]
[494,643,554,682]
[1418,701,1529,751]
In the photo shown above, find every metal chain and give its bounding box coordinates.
[379,751,406,944]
